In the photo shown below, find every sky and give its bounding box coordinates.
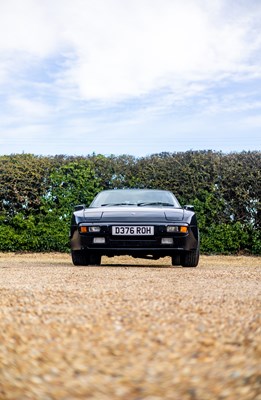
[0,0,261,157]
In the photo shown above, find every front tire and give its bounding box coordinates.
[71,250,90,266]
[71,251,101,266]
[89,254,101,266]
[171,255,181,266]
[181,248,199,268]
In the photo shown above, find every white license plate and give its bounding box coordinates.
[112,226,154,235]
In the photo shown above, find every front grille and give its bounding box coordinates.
[108,239,158,248]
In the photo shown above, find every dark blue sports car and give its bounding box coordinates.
[70,189,199,267]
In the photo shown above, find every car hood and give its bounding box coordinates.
[75,206,186,222]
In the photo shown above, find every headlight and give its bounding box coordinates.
[167,226,188,233]
[89,226,101,232]
[79,226,101,233]
[167,226,179,233]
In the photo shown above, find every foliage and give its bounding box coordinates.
[41,159,101,221]
[200,222,249,254]
[0,154,55,216]
[0,151,260,254]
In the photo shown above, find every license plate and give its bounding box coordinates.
[112,226,154,235]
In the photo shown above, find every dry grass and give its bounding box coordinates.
[0,253,260,400]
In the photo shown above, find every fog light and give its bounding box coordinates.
[161,238,173,245]
[93,237,105,244]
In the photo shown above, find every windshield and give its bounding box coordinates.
[89,189,181,208]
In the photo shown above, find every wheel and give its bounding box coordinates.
[71,250,90,266]
[171,255,181,266]
[89,254,101,266]
[71,251,101,266]
[181,248,199,268]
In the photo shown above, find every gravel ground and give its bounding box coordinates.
[0,253,260,400]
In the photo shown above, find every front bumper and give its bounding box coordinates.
[70,223,198,256]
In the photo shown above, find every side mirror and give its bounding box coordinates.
[184,205,194,211]
[74,204,86,211]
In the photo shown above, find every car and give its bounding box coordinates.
[70,189,199,267]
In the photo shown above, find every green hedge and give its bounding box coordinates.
[0,151,260,254]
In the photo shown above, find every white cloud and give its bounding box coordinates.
[60,0,259,100]
[0,0,62,57]
[0,0,261,156]
[0,0,261,102]
[8,97,52,118]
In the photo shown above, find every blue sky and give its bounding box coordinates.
[0,0,260,157]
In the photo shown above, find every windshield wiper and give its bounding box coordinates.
[100,202,174,207]
[137,202,174,207]
[100,202,136,207]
